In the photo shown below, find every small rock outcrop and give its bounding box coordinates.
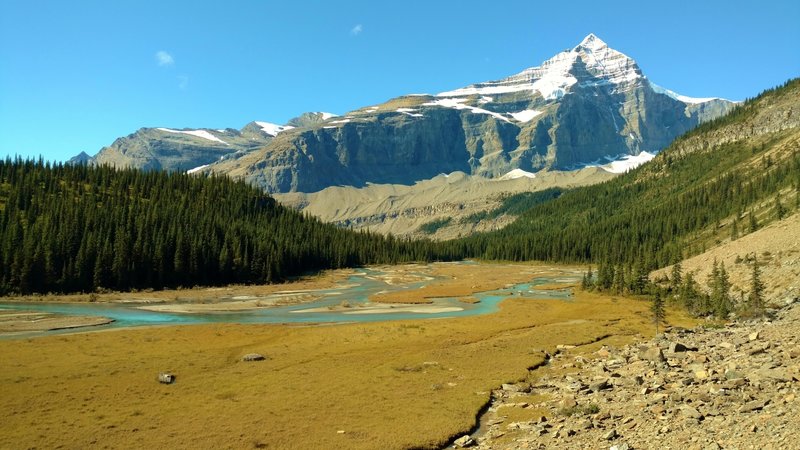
[241,353,267,362]
[470,302,800,449]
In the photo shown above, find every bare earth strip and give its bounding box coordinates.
[0,263,694,450]
[0,310,114,333]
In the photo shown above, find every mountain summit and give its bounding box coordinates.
[439,34,642,100]
[87,34,737,193]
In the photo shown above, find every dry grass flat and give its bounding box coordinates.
[370,262,563,304]
[0,264,694,450]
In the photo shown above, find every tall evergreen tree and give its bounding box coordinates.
[749,210,759,233]
[748,255,765,315]
[651,290,666,337]
[775,194,786,220]
[669,262,683,293]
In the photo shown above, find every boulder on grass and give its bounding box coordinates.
[242,353,267,362]
[158,372,175,384]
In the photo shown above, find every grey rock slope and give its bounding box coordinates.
[82,113,336,173]
[212,34,736,193]
[89,123,277,172]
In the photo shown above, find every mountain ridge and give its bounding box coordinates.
[82,34,736,193]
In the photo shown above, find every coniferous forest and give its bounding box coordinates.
[0,159,455,295]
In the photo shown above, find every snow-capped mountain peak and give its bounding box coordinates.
[574,33,606,51]
[438,34,641,100]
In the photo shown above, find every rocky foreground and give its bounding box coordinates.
[458,301,800,450]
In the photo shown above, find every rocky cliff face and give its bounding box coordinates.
[211,34,737,193]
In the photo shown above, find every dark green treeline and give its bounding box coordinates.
[0,159,454,295]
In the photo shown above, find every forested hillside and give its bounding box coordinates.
[449,79,800,270]
[0,160,451,295]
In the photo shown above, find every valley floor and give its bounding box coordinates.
[0,262,687,449]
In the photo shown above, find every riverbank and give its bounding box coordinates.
[0,263,692,449]
[0,268,356,305]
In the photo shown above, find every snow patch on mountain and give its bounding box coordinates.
[186,164,210,174]
[254,121,294,137]
[500,168,537,180]
[509,110,543,123]
[648,81,721,104]
[397,108,424,117]
[156,128,229,145]
[422,98,511,122]
[594,151,656,173]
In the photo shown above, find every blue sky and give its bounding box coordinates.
[1,0,798,162]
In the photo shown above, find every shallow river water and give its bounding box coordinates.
[0,266,576,337]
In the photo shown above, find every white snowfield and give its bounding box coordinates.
[186,164,210,174]
[254,121,295,137]
[648,81,725,104]
[422,98,512,122]
[509,109,543,123]
[156,128,229,145]
[499,168,537,180]
[591,151,656,174]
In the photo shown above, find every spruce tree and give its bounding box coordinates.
[748,210,759,233]
[748,255,765,315]
[670,262,683,293]
[680,272,699,313]
[712,262,733,318]
[651,290,666,337]
[775,194,785,220]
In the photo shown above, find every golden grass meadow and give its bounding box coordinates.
[0,262,694,449]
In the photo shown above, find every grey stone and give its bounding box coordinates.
[559,396,578,409]
[738,399,768,413]
[681,406,704,420]
[603,429,618,440]
[501,382,530,393]
[640,346,666,362]
[453,435,474,447]
[158,372,175,384]
[590,379,612,392]
[242,353,267,362]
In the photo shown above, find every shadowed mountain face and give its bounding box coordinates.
[83,34,736,193]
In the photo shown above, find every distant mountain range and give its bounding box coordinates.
[77,34,736,193]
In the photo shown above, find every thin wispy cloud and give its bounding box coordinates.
[350,24,363,36]
[177,75,189,90]
[156,50,174,66]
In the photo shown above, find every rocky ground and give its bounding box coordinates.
[456,300,800,450]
